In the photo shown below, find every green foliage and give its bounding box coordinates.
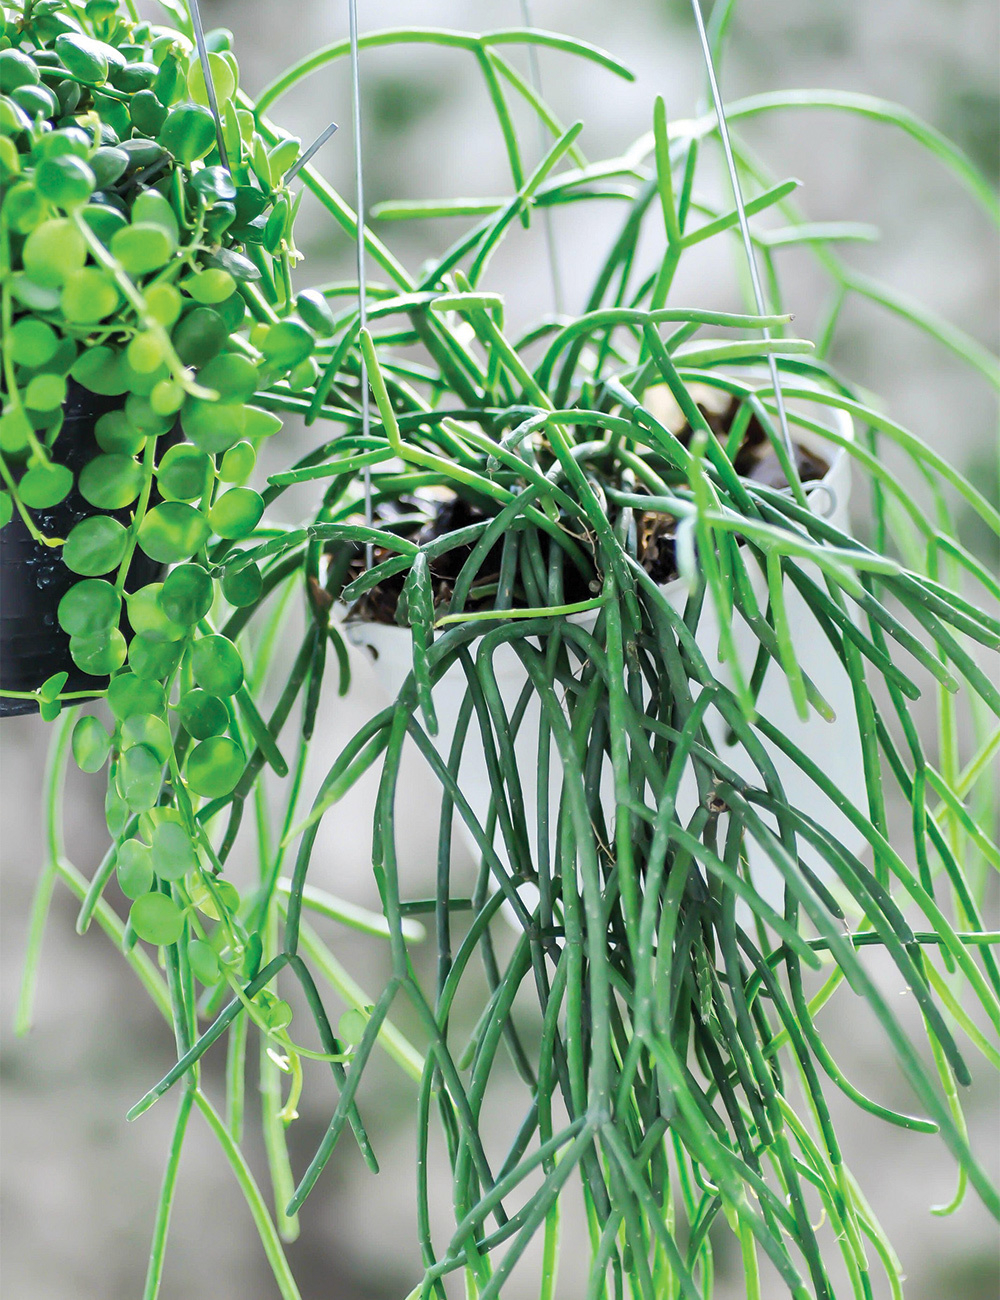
[0,0,317,701]
[5,7,998,1300]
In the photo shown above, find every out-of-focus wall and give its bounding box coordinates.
[1,3,997,1299]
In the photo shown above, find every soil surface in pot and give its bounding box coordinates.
[337,389,829,626]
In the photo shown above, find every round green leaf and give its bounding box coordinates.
[156,444,212,501]
[185,736,244,798]
[36,155,96,208]
[9,82,56,121]
[128,634,183,681]
[58,578,121,638]
[126,332,166,375]
[182,268,235,306]
[61,268,119,322]
[180,397,246,454]
[35,127,91,163]
[150,820,198,881]
[172,307,228,367]
[158,102,216,165]
[24,374,68,411]
[146,282,183,327]
[22,219,87,287]
[137,501,210,563]
[287,357,319,392]
[110,59,158,95]
[90,145,129,189]
[221,561,262,607]
[72,715,111,772]
[123,393,172,435]
[260,319,314,369]
[70,627,127,675]
[64,516,128,576]
[264,999,293,1032]
[108,671,165,721]
[118,742,162,812]
[150,380,186,417]
[187,938,221,985]
[8,318,58,366]
[197,353,257,403]
[131,189,179,242]
[243,406,282,441]
[110,222,175,277]
[187,51,236,106]
[130,891,184,946]
[39,672,69,702]
[4,187,45,239]
[126,582,187,642]
[78,453,144,509]
[208,487,263,540]
[214,286,246,332]
[159,563,214,624]
[138,807,176,844]
[117,839,154,900]
[34,154,94,208]
[190,165,237,206]
[18,463,72,509]
[0,408,32,454]
[296,289,336,336]
[338,1008,368,1045]
[130,88,167,136]
[54,33,109,85]
[177,689,229,740]
[94,410,145,456]
[34,125,90,162]
[81,204,128,246]
[121,713,173,764]
[0,49,40,94]
[219,441,255,484]
[71,346,128,396]
[190,634,243,697]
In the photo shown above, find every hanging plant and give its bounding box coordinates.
[0,0,319,715]
[5,6,998,1300]
[1,0,344,1085]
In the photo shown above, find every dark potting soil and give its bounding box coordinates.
[339,392,829,625]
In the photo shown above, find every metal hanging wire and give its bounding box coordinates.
[518,0,564,315]
[689,0,799,479]
[347,0,374,568]
[188,0,230,172]
[285,121,339,185]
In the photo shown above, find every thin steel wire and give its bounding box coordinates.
[188,0,230,172]
[348,0,374,568]
[689,0,796,469]
[518,0,564,315]
[285,120,339,184]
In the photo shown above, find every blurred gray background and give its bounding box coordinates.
[1,2,997,1298]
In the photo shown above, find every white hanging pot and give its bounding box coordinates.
[340,408,865,914]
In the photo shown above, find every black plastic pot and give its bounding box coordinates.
[0,381,166,716]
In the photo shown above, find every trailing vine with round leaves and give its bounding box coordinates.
[0,1,332,961]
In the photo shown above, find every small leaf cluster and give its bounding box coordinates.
[0,1,312,499]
